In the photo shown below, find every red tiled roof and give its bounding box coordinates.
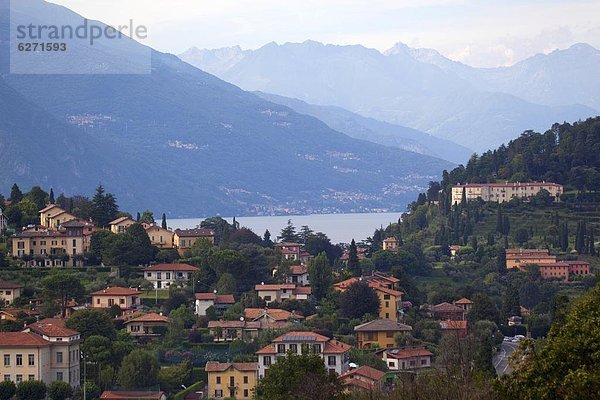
[108,216,134,225]
[432,302,464,313]
[194,293,235,304]
[27,318,79,337]
[325,339,352,354]
[39,204,62,213]
[385,347,433,359]
[256,344,276,354]
[205,362,258,372]
[354,319,412,332]
[1,308,40,317]
[370,283,403,297]
[0,282,23,289]
[174,228,214,237]
[91,287,143,296]
[208,320,261,329]
[144,263,199,272]
[100,391,165,400]
[340,366,385,381]
[293,287,312,296]
[255,284,296,291]
[454,182,561,188]
[454,298,473,304]
[124,313,169,324]
[244,308,303,321]
[343,378,374,391]
[333,278,360,290]
[290,265,308,275]
[0,332,50,347]
[439,320,468,330]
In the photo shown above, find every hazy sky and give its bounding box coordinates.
[47,0,600,67]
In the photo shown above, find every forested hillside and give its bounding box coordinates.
[442,117,600,191]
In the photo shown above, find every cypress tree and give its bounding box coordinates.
[347,239,361,277]
[461,186,467,205]
[49,188,55,204]
[161,213,167,229]
[497,247,506,274]
[496,206,504,234]
[503,215,511,235]
[136,212,141,222]
[589,228,596,256]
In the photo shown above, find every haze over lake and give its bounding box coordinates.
[170,212,402,244]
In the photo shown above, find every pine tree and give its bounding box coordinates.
[347,239,361,277]
[91,185,119,227]
[49,188,55,204]
[9,184,23,203]
[161,213,167,229]
[262,229,273,248]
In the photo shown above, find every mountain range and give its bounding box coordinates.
[180,41,599,152]
[0,0,452,217]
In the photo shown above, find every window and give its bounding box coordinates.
[277,344,285,353]
[166,273,171,280]
[229,376,235,386]
[157,272,162,279]
[57,372,63,381]
[312,344,322,353]
[3,375,9,382]
[119,298,125,304]
[147,272,152,277]
[40,241,46,246]
[264,296,272,302]
[57,352,63,364]
[28,354,34,366]
[16,375,22,383]
[386,331,394,338]
[421,359,427,365]
[263,356,271,366]
[289,344,298,353]
[73,239,77,246]
[5,291,10,296]
[216,376,221,384]
[328,356,336,366]
[17,242,25,249]
[243,376,249,384]
[214,390,223,398]
[244,389,249,397]
[385,301,389,308]
[28,375,35,381]
[384,294,390,300]
[181,240,186,247]
[16,354,22,366]
[96,298,100,305]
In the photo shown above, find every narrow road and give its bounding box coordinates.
[494,341,519,376]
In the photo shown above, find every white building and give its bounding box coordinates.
[194,293,235,316]
[143,263,199,289]
[256,331,351,379]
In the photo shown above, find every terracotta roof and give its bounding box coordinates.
[370,283,404,297]
[272,331,330,342]
[506,248,550,255]
[290,265,308,275]
[255,284,296,291]
[431,302,464,313]
[0,332,50,347]
[385,347,433,359]
[507,254,556,260]
[39,204,63,213]
[194,293,235,304]
[124,313,169,324]
[439,320,468,330]
[454,298,473,305]
[325,339,353,354]
[100,391,166,400]
[354,319,412,332]
[61,219,86,228]
[340,366,385,381]
[174,228,214,237]
[108,216,134,226]
[333,278,360,290]
[1,308,40,317]
[372,272,400,283]
[91,287,143,296]
[208,320,261,329]
[535,262,570,268]
[256,344,276,354]
[0,282,23,289]
[343,378,374,391]
[454,182,561,188]
[27,318,79,337]
[143,263,199,272]
[13,228,65,238]
[293,286,312,296]
[205,362,258,372]
[244,308,303,321]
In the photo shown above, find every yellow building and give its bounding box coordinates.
[39,204,73,228]
[12,222,85,267]
[371,284,403,321]
[0,319,80,388]
[452,182,563,205]
[354,319,413,350]
[206,362,258,399]
[145,225,174,248]
[173,228,215,255]
[108,217,136,234]
[382,237,399,251]
[0,282,23,305]
[91,287,143,310]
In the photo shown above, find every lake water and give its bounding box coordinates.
[169,212,402,244]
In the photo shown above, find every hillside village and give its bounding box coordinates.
[0,178,597,399]
[0,120,597,399]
